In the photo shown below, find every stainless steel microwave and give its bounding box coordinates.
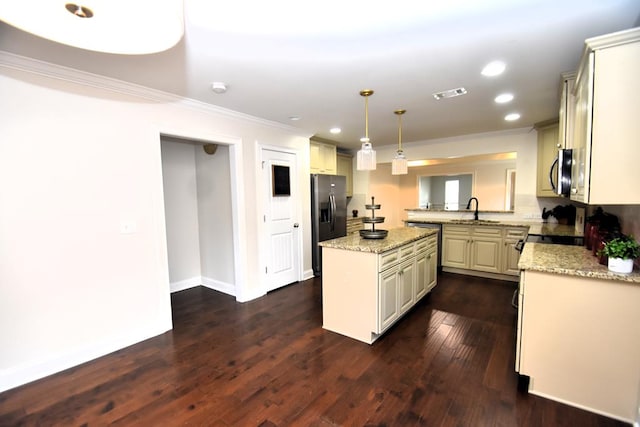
[550,148,572,196]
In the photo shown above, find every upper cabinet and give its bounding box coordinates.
[558,72,576,149]
[570,28,640,204]
[310,140,337,175]
[336,153,353,197]
[535,120,560,198]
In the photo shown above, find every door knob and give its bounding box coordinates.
[293,223,299,228]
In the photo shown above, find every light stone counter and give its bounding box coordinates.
[319,227,436,254]
[519,242,640,283]
[404,219,583,238]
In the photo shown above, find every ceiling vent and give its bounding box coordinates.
[433,87,467,100]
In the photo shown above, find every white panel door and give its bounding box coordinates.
[262,149,300,291]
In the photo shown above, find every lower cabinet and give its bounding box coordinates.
[442,225,527,279]
[376,236,435,334]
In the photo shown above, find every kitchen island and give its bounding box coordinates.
[319,227,437,344]
[517,243,640,423]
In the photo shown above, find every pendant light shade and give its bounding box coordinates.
[0,0,184,55]
[392,109,408,175]
[356,89,376,171]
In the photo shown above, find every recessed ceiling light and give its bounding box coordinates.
[495,93,514,103]
[288,116,301,121]
[505,113,521,121]
[482,61,506,77]
[330,127,341,134]
[433,87,467,100]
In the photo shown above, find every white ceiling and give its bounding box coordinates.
[1,0,639,151]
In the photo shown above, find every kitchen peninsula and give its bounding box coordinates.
[319,228,437,344]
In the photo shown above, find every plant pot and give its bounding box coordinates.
[608,257,634,274]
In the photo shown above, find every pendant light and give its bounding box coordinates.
[392,109,408,175]
[0,0,184,55]
[356,89,376,171]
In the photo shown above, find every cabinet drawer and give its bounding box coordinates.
[443,225,470,234]
[415,238,429,253]
[399,243,415,260]
[472,226,502,237]
[379,249,400,271]
[505,227,527,239]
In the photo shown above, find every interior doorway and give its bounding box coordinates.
[160,135,236,297]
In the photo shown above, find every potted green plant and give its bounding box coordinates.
[599,235,640,274]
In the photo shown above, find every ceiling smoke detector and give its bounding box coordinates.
[211,82,227,94]
[433,87,467,100]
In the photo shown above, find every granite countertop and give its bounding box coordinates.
[519,243,640,283]
[404,219,583,238]
[405,208,513,214]
[319,227,436,254]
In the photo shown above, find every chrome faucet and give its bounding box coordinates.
[466,197,479,220]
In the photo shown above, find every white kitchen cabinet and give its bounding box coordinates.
[517,269,640,422]
[535,120,560,198]
[442,224,527,280]
[321,230,437,344]
[558,72,576,149]
[310,140,337,175]
[503,228,527,276]
[336,152,353,197]
[570,28,640,204]
[469,227,502,273]
[442,225,470,269]
[415,237,437,300]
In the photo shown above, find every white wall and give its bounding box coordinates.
[161,139,202,290]
[0,52,311,393]
[196,144,235,293]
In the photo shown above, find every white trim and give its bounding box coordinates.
[302,269,315,281]
[0,323,168,394]
[529,390,634,425]
[0,51,306,136]
[156,128,247,303]
[258,144,304,294]
[201,277,235,297]
[170,276,202,293]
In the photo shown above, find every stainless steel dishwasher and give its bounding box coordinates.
[406,222,442,271]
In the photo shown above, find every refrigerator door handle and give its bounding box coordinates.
[328,194,335,232]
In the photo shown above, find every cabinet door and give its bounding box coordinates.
[415,251,428,300]
[378,267,399,332]
[398,259,415,315]
[310,141,337,175]
[570,52,594,203]
[442,228,469,268]
[503,239,522,276]
[470,237,502,273]
[502,227,526,276]
[426,248,437,292]
[336,153,353,197]
[536,122,560,197]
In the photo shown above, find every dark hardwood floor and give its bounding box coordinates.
[0,273,629,426]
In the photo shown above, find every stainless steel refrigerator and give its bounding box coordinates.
[311,174,347,276]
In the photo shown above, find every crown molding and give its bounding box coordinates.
[0,50,307,136]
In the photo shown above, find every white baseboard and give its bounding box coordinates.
[0,322,170,394]
[169,276,202,293]
[201,276,235,297]
[302,269,315,281]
